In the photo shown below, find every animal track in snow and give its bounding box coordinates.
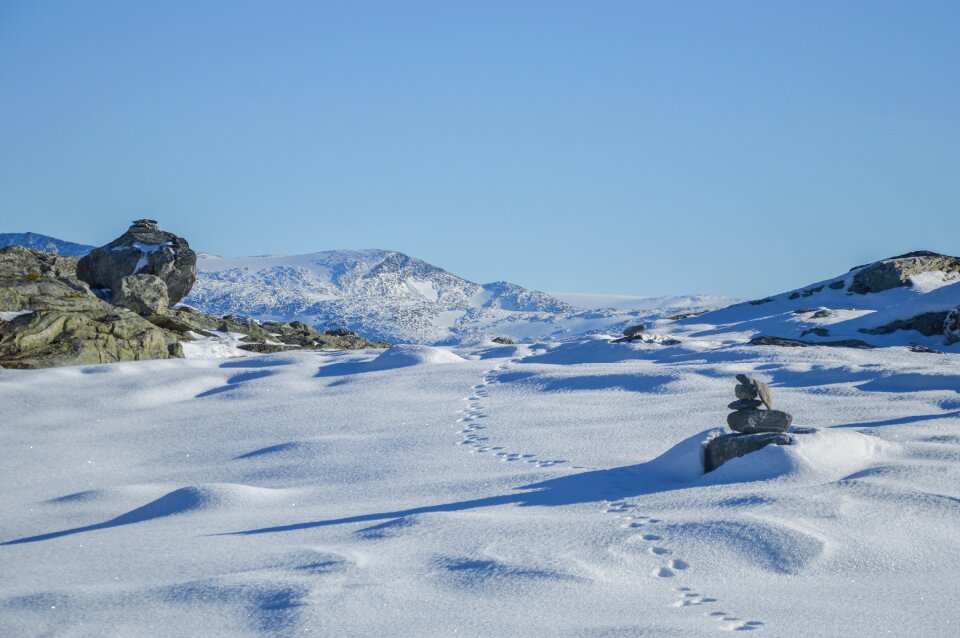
[455,357,567,468]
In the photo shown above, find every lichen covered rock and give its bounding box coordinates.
[112,274,170,316]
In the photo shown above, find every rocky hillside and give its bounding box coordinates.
[0,233,736,345]
[186,250,577,344]
[0,224,390,369]
[680,251,960,351]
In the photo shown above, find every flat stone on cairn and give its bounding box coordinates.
[703,374,797,472]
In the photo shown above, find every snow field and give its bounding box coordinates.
[1,337,959,636]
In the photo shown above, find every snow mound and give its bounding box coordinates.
[369,345,466,369]
[703,428,891,485]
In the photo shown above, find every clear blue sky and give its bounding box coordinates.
[1,1,957,298]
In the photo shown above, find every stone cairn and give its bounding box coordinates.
[727,374,792,433]
[703,374,795,472]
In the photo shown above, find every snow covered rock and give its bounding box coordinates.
[77,220,196,304]
[849,250,960,294]
[703,431,794,472]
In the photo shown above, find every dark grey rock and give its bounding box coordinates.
[850,251,960,295]
[750,335,875,349]
[734,383,758,400]
[728,399,762,410]
[623,324,646,337]
[112,274,169,316]
[77,220,197,304]
[668,310,706,321]
[491,336,515,345]
[945,308,960,345]
[703,432,794,472]
[860,311,948,337]
[908,344,944,354]
[727,408,793,433]
[801,327,830,337]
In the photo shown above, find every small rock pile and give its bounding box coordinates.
[726,374,792,433]
[703,375,796,472]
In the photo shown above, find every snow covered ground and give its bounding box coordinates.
[3,323,960,636]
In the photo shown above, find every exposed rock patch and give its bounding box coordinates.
[849,251,960,295]
[77,220,197,305]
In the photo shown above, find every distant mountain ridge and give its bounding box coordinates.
[0,232,731,344]
[187,249,577,343]
[0,232,93,257]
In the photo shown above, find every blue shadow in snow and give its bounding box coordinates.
[2,487,205,546]
[833,411,960,429]
[541,374,674,393]
[196,370,275,398]
[234,442,300,459]
[223,432,715,538]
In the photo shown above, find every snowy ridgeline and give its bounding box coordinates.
[2,336,959,636]
[184,249,728,344]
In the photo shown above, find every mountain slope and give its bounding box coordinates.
[187,249,579,344]
[0,232,93,257]
[676,251,960,351]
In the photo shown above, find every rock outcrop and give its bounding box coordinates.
[0,246,181,368]
[1,226,390,368]
[77,220,197,305]
[849,251,960,295]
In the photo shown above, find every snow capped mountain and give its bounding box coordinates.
[0,232,732,344]
[186,249,581,344]
[0,232,93,256]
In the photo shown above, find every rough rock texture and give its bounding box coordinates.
[77,220,197,304]
[727,409,793,433]
[750,335,874,349]
[861,311,949,338]
[734,383,757,400]
[0,246,96,312]
[0,245,181,368]
[623,324,646,337]
[945,308,960,346]
[491,336,515,345]
[703,432,794,472]
[849,251,960,295]
[0,309,182,369]
[112,274,169,316]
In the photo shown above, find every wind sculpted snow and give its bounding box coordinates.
[2,327,959,636]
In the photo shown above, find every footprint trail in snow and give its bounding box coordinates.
[458,353,766,632]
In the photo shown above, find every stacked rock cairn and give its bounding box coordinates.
[727,374,792,433]
[702,374,796,472]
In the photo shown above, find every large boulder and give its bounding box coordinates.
[112,274,170,316]
[849,251,960,295]
[77,220,196,304]
[703,432,794,472]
